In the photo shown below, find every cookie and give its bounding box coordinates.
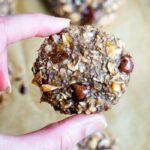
[0,0,14,15]
[74,131,118,150]
[32,25,134,114]
[45,0,124,26]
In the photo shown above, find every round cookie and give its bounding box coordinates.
[32,25,134,114]
[74,131,118,150]
[45,0,124,26]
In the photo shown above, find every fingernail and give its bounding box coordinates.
[61,18,70,27]
[5,80,11,93]
[59,18,71,23]
[55,17,71,26]
[85,118,107,136]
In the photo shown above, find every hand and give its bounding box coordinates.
[0,13,107,150]
[0,114,106,150]
[0,13,70,91]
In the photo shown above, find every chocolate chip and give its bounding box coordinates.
[71,83,90,101]
[19,84,27,95]
[81,6,95,24]
[118,55,134,73]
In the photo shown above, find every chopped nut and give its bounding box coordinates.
[67,62,79,71]
[78,62,86,72]
[52,34,60,43]
[88,104,97,112]
[85,109,91,114]
[60,93,67,99]
[99,139,111,147]
[64,102,72,109]
[62,33,72,45]
[88,136,100,149]
[45,44,52,53]
[112,82,122,92]
[106,42,116,58]
[79,101,86,107]
[96,97,103,104]
[46,62,52,69]
[107,61,115,74]
[41,84,60,92]
[104,104,112,110]
[33,71,42,84]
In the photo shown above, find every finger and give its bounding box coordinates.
[8,114,107,150]
[0,35,9,91]
[0,13,70,91]
[51,114,107,150]
[1,13,70,44]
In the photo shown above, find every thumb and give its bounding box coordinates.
[0,114,107,150]
[5,114,107,150]
[50,114,107,150]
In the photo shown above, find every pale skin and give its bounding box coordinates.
[0,13,107,150]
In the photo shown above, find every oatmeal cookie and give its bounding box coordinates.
[74,131,118,150]
[32,25,134,114]
[44,0,124,26]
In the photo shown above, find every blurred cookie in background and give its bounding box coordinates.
[73,130,118,150]
[0,0,15,15]
[43,0,124,26]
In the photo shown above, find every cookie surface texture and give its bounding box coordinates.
[32,25,133,114]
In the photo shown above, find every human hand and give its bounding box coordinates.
[0,13,70,91]
[0,114,106,150]
[0,13,107,149]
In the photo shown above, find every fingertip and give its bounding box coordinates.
[4,13,71,43]
[41,16,70,35]
[32,13,70,36]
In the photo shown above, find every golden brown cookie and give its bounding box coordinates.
[32,25,134,114]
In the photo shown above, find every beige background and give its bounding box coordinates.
[0,0,150,149]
